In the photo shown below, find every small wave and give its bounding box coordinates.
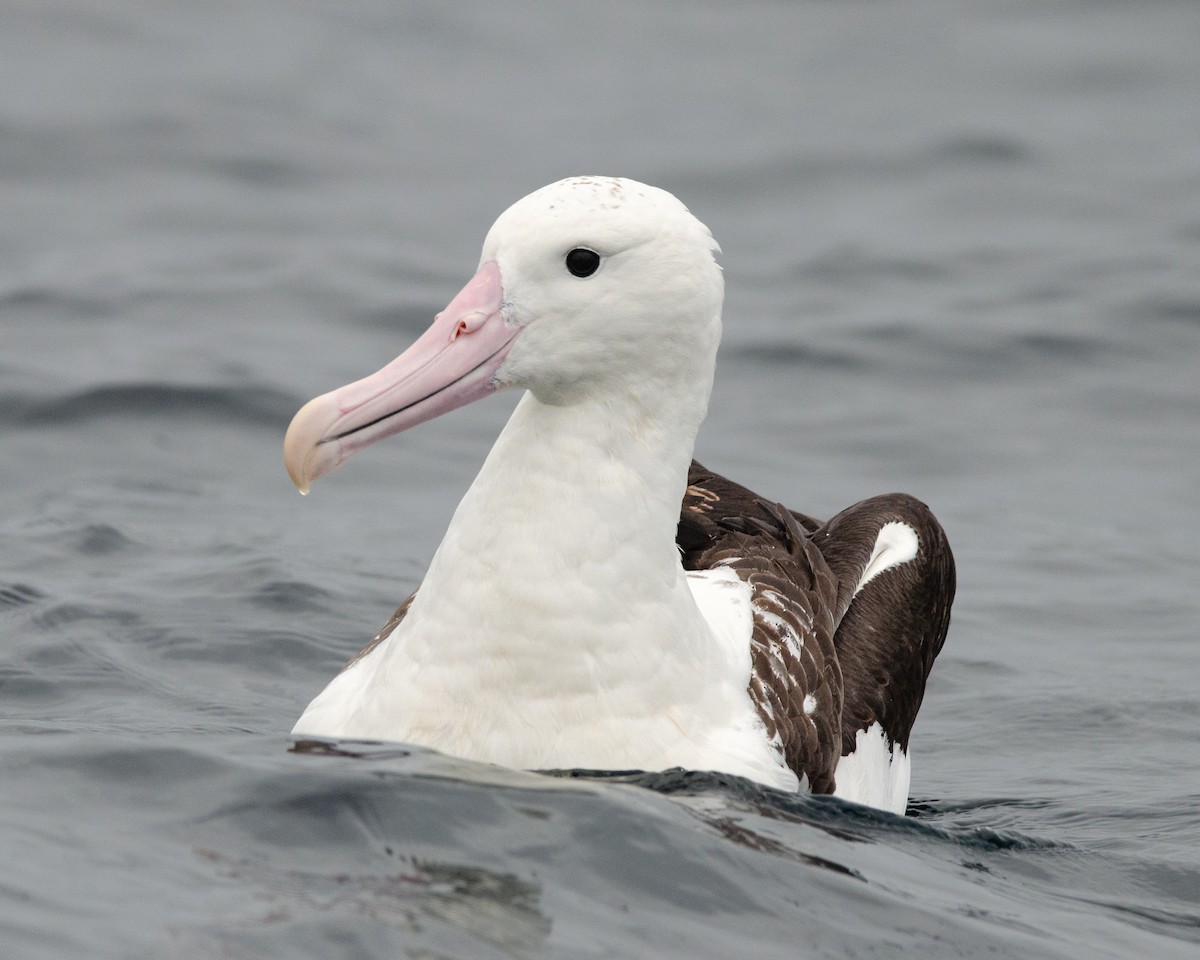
[2,383,300,429]
[47,744,230,786]
[669,132,1035,201]
[909,796,1057,816]
[32,602,142,631]
[921,134,1036,167]
[1143,297,1200,325]
[0,285,117,318]
[0,583,45,608]
[728,342,867,370]
[1012,331,1116,361]
[192,844,552,956]
[0,668,59,702]
[1077,896,1200,940]
[203,154,308,187]
[284,749,1062,879]
[249,580,338,613]
[75,523,137,556]
[548,767,1063,853]
[847,325,1127,378]
[798,245,951,286]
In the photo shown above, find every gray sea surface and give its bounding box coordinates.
[3,1,1199,957]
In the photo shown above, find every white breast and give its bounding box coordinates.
[295,558,798,792]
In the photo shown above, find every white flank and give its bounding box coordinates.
[686,567,799,790]
[832,721,911,815]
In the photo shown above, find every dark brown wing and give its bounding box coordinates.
[680,461,955,792]
[812,494,955,755]
[680,461,844,793]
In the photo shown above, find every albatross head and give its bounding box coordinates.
[284,176,724,492]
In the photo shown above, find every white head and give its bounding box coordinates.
[284,176,724,491]
[485,176,723,405]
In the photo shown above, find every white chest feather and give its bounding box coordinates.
[294,566,794,791]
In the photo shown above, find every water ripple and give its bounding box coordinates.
[548,767,1064,853]
[1,383,299,429]
[0,583,45,608]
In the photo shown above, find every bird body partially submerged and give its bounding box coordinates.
[285,177,954,814]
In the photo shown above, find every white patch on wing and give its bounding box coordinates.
[853,521,919,598]
[832,721,910,815]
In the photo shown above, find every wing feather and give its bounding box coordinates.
[681,462,843,793]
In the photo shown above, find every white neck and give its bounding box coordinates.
[355,364,773,771]
[407,379,712,679]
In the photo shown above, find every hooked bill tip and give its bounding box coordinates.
[284,392,342,494]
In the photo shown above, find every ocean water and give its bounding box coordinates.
[3,1,1199,957]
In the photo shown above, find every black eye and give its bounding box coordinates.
[565,247,601,278]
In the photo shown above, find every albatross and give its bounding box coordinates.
[284,176,955,815]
